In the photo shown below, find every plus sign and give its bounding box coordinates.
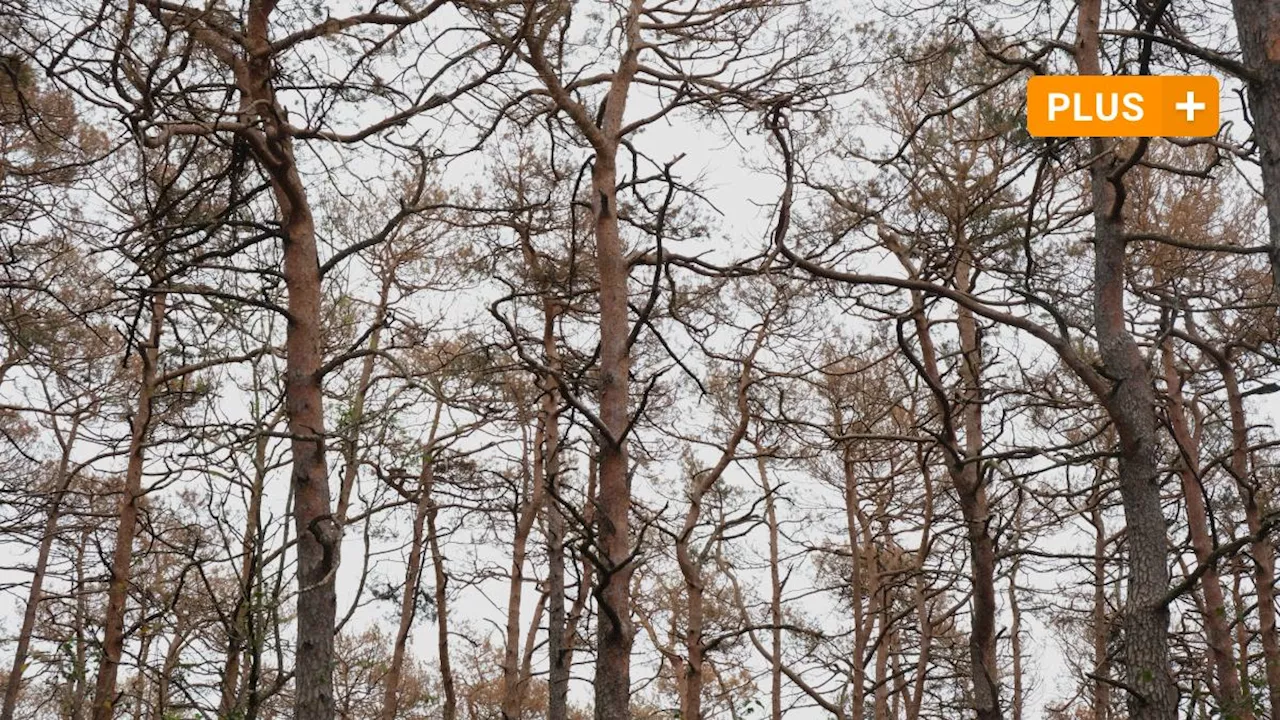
[1175,91,1206,122]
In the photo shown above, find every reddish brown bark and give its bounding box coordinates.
[902,262,1000,720]
[1161,344,1251,718]
[1209,338,1280,717]
[673,323,762,720]
[1089,480,1112,720]
[836,432,870,720]
[500,400,547,720]
[236,4,341,715]
[2,417,79,720]
[520,2,644,713]
[90,290,166,720]
[543,320,568,720]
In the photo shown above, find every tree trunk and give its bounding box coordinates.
[1161,344,1250,718]
[501,408,546,720]
[1090,485,1112,720]
[2,417,79,720]
[239,4,339,714]
[673,324,760,720]
[381,413,440,720]
[1008,504,1024,720]
[754,451,783,720]
[1215,344,1280,717]
[520,3,643,713]
[839,444,868,720]
[151,631,185,720]
[874,598,890,720]
[907,455,935,720]
[91,290,166,720]
[905,269,1000,720]
[544,327,568,720]
[589,5,643,711]
[220,421,271,717]
[1230,0,1280,294]
[336,276,391,525]
[70,525,90,720]
[427,470,457,720]
[1075,2,1176,717]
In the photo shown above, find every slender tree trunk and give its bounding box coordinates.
[1089,485,1112,720]
[91,290,166,720]
[754,451,783,720]
[274,151,337,720]
[520,4,643,713]
[874,597,890,720]
[591,126,636,720]
[151,631,185,720]
[501,409,546,720]
[679,558,705,720]
[238,5,340,713]
[427,469,457,720]
[336,276,391,525]
[381,400,441,720]
[905,265,1000,720]
[1008,504,1024,720]
[134,627,152,720]
[519,590,546,702]
[954,247,1000,720]
[70,524,90,720]
[890,631,903,720]
[590,39,641,720]
[839,443,868,720]
[673,325,760,720]
[220,421,271,717]
[1075,2,1176,716]
[2,417,79,720]
[544,332,568,720]
[511,221,570,720]
[1215,345,1280,716]
[560,455,599,685]
[1232,557,1256,712]
[1162,345,1250,717]
[907,453,935,720]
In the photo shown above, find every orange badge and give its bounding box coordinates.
[1026,75,1219,138]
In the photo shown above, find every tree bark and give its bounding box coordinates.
[586,5,643,718]
[543,314,568,720]
[1161,344,1250,718]
[90,290,166,720]
[904,273,1000,720]
[1213,340,1280,717]
[673,323,761,720]
[381,401,442,720]
[838,443,871,720]
[427,467,457,720]
[1090,485,1112,720]
[1229,0,1280,294]
[236,3,340,715]
[2,416,79,720]
[753,449,784,720]
[336,275,392,525]
[501,404,547,720]
[1075,2,1177,717]
[518,3,644,712]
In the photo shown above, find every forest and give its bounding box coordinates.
[3,0,1280,718]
